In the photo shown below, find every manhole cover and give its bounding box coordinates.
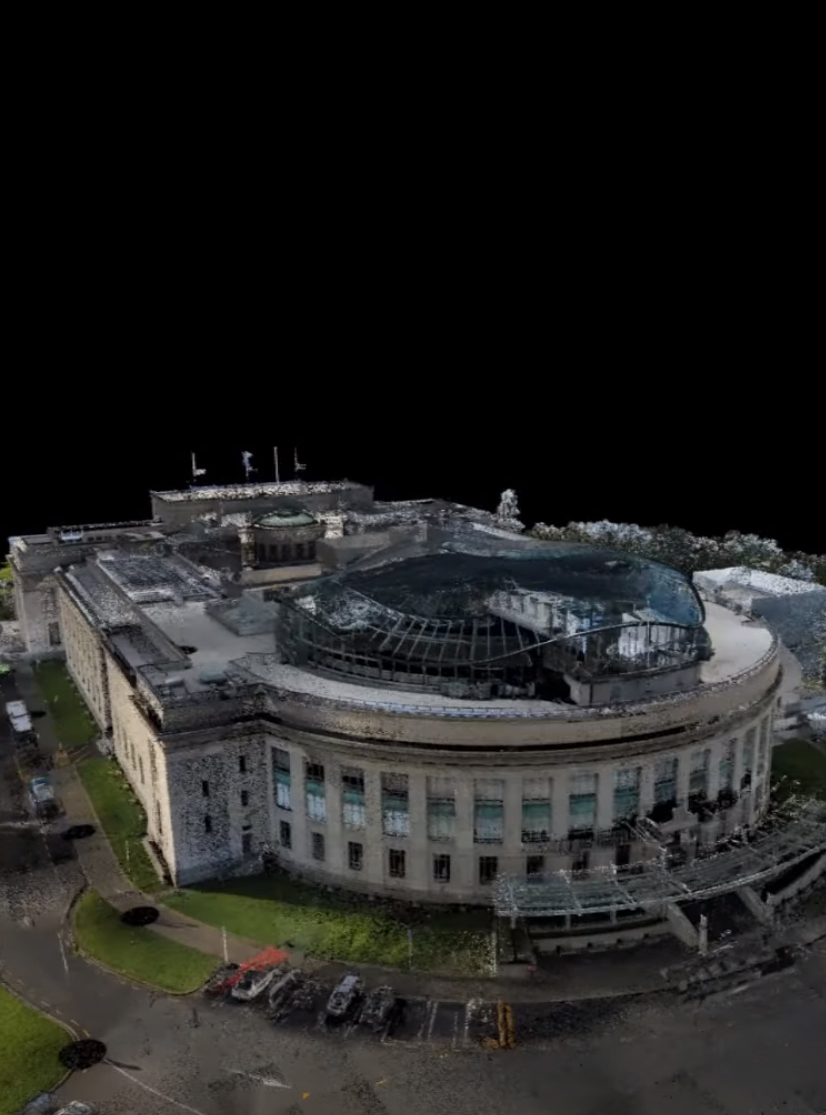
[62,825,96,840]
[59,1038,107,1069]
[121,906,159,927]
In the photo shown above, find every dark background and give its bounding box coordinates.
[2,432,821,559]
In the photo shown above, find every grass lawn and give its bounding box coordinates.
[0,985,67,1115]
[0,561,11,582]
[77,758,162,893]
[165,873,494,976]
[771,738,826,801]
[33,660,98,752]
[74,891,217,994]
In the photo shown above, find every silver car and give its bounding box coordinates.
[326,973,362,1019]
[267,969,304,1017]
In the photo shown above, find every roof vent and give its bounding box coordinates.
[199,667,229,685]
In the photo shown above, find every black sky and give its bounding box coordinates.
[2,432,821,559]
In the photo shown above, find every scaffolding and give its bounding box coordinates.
[494,797,826,920]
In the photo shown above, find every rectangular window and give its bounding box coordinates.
[433,853,451,882]
[48,621,61,646]
[719,740,735,793]
[155,801,162,835]
[204,815,212,834]
[389,848,406,878]
[201,779,210,798]
[689,749,710,796]
[305,761,326,823]
[239,755,247,774]
[654,757,677,803]
[149,746,157,785]
[279,819,292,849]
[138,756,145,785]
[311,831,325,861]
[526,855,544,877]
[473,779,504,844]
[479,856,498,885]
[348,841,363,871]
[613,767,640,820]
[427,798,455,841]
[341,768,366,829]
[382,773,409,837]
[568,772,596,831]
[273,748,291,810]
[241,790,249,808]
[241,831,253,855]
[521,779,551,841]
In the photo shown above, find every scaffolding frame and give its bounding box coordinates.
[494,798,826,919]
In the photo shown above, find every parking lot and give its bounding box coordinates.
[207,962,501,1047]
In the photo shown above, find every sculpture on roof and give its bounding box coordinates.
[495,489,524,532]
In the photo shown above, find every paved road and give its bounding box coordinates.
[4,671,826,1114]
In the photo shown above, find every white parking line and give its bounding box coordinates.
[451,1010,459,1048]
[464,999,480,1046]
[108,1063,209,1113]
[426,1001,438,1042]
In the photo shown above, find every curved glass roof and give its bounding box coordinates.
[275,528,708,700]
[320,530,705,627]
[255,509,317,529]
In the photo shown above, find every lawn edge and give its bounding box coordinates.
[69,889,213,997]
[0,976,76,1106]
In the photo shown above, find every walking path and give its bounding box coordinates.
[10,662,826,1007]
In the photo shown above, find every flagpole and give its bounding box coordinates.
[274,447,280,483]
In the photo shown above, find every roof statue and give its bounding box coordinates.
[495,488,524,533]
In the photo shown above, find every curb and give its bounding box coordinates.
[0,974,77,1098]
[67,889,207,998]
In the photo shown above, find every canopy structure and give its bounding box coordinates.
[494,798,826,919]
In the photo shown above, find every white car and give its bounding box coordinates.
[55,1103,98,1115]
[231,967,279,1002]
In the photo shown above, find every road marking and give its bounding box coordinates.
[464,1000,479,1046]
[426,1001,438,1042]
[230,1069,291,1089]
[108,1063,210,1112]
[70,1019,80,1027]
[58,933,69,976]
[82,1029,90,1037]
[451,1010,459,1049]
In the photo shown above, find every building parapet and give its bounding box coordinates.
[151,480,366,503]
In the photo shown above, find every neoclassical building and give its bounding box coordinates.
[9,490,789,911]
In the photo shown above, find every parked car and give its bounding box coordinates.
[358,985,404,1033]
[326,973,362,1019]
[205,961,240,996]
[231,967,279,1002]
[55,1103,98,1115]
[267,969,304,1017]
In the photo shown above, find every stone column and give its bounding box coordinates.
[504,776,523,850]
[325,765,344,876]
[290,748,308,867]
[731,735,743,792]
[407,771,428,891]
[596,766,614,830]
[454,779,475,892]
[238,526,256,569]
[639,763,655,816]
[706,743,721,802]
[676,754,691,807]
[363,767,384,886]
[552,772,569,838]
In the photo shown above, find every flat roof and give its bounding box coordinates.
[230,601,774,717]
[695,567,826,598]
[151,480,365,503]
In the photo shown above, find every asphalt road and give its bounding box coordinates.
[3,672,826,1114]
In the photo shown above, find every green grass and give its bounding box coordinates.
[77,757,162,893]
[74,890,217,994]
[0,561,11,583]
[771,738,826,801]
[165,874,493,976]
[33,660,98,751]
[0,985,68,1115]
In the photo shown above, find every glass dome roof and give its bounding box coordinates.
[275,527,709,700]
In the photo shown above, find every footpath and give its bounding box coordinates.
[11,662,826,1007]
